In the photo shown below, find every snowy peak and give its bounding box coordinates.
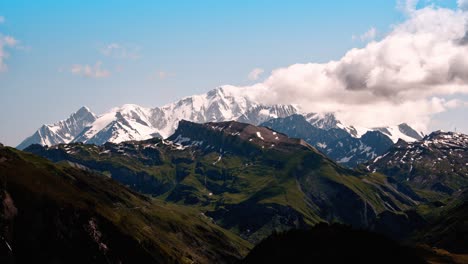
[372,124,423,143]
[18,87,299,149]
[17,106,97,149]
[237,104,298,125]
[366,131,468,196]
[335,123,422,143]
[304,112,342,130]
[301,112,423,143]
[72,104,155,145]
[419,131,468,148]
[17,86,425,150]
[398,123,424,140]
[369,131,468,169]
[261,114,394,167]
[148,86,297,138]
[154,86,256,137]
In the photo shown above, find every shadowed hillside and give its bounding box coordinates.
[0,145,250,264]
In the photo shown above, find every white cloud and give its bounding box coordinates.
[226,4,468,132]
[0,34,18,72]
[358,27,377,42]
[458,0,468,10]
[0,16,5,24]
[100,43,140,59]
[70,61,111,78]
[248,68,264,81]
[353,27,378,42]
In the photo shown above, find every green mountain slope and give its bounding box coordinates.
[26,120,423,242]
[415,189,468,254]
[0,145,250,264]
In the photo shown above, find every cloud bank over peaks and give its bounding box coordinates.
[232,4,468,133]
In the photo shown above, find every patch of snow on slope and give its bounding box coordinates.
[256,132,264,140]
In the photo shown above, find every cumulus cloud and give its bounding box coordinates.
[71,61,111,78]
[229,4,468,132]
[248,68,265,81]
[458,0,468,10]
[353,27,377,42]
[0,34,18,72]
[100,43,141,59]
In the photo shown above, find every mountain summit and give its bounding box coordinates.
[18,87,299,149]
[365,131,468,198]
[17,106,97,149]
[17,86,422,150]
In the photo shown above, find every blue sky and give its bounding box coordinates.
[0,0,465,146]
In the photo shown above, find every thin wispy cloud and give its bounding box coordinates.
[100,43,141,59]
[353,27,377,42]
[70,61,111,78]
[248,68,264,81]
[0,16,5,24]
[0,34,19,72]
[149,70,175,80]
[397,0,419,14]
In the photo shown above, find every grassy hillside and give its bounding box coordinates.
[26,120,423,243]
[0,145,250,263]
[414,189,468,254]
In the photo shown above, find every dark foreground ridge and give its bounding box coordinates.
[0,145,250,264]
[243,223,425,264]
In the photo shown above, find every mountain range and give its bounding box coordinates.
[25,120,427,243]
[17,86,424,168]
[7,119,467,262]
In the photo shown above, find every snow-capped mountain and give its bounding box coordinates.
[302,112,423,144]
[17,85,424,150]
[72,104,159,145]
[336,122,423,143]
[365,131,468,196]
[150,86,298,138]
[17,106,97,149]
[261,115,395,167]
[304,112,342,130]
[18,86,298,149]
